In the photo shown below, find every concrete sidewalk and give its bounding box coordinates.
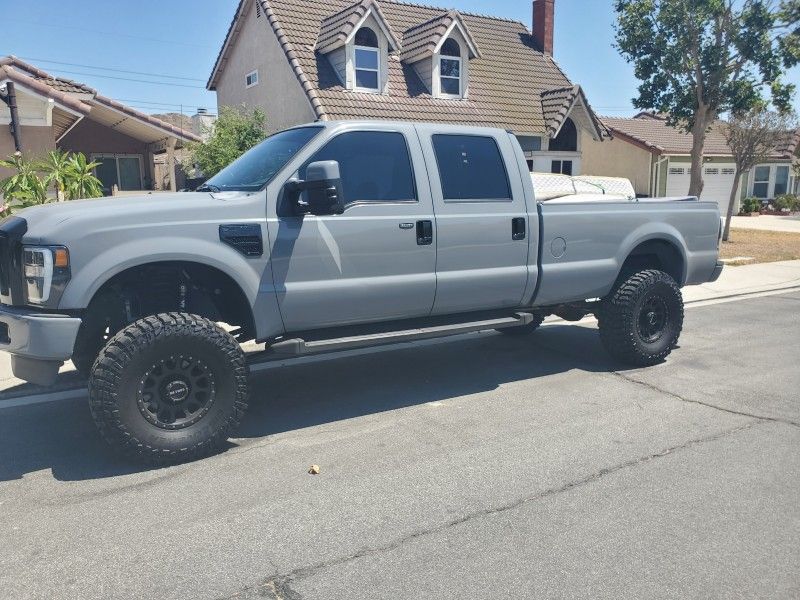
[2,260,800,397]
[731,215,800,233]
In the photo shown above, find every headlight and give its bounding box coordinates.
[23,246,70,306]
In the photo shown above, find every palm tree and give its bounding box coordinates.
[64,153,104,200]
[38,149,72,201]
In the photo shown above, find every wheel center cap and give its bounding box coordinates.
[165,379,190,403]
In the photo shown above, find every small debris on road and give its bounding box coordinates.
[308,464,320,475]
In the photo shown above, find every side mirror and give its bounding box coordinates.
[284,160,344,216]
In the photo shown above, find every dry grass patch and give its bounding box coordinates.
[720,228,800,265]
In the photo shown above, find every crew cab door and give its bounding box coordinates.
[417,127,532,314]
[266,125,436,332]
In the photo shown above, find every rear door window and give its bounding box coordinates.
[302,131,417,205]
[432,135,512,201]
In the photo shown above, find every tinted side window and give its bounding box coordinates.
[302,131,416,204]
[432,135,511,201]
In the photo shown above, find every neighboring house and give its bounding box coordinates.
[0,56,201,195]
[151,109,218,190]
[582,112,800,215]
[207,0,608,175]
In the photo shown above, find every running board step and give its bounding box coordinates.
[268,312,536,357]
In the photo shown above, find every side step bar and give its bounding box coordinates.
[266,312,536,358]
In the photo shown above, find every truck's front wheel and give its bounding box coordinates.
[88,313,249,465]
[597,269,683,366]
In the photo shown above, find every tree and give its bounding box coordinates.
[615,0,800,197]
[186,106,267,178]
[0,152,49,216]
[720,110,797,241]
[38,149,72,201]
[63,152,104,200]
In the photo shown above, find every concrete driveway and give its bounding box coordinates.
[0,292,798,599]
[731,214,800,232]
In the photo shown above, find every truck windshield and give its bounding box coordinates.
[202,126,322,192]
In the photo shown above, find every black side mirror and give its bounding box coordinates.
[284,160,344,216]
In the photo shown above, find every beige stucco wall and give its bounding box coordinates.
[215,0,316,134]
[581,130,654,196]
[0,125,56,179]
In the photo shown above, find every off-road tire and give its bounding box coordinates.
[597,269,683,366]
[88,313,249,465]
[497,313,546,336]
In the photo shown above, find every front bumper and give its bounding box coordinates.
[0,304,82,385]
[709,260,724,283]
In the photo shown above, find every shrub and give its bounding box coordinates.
[774,194,800,212]
[739,197,762,214]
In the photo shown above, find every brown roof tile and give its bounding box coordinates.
[400,10,480,63]
[317,0,401,53]
[602,114,733,156]
[212,0,589,136]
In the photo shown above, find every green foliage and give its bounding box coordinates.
[0,150,104,217]
[0,153,50,216]
[614,0,798,128]
[740,196,763,213]
[774,193,800,210]
[63,153,103,200]
[185,106,267,178]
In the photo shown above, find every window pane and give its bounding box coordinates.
[753,182,769,198]
[355,48,379,70]
[775,166,789,195]
[432,135,511,201]
[94,157,118,193]
[551,160,561,174]
[356,69,379,90]
[440,58,460,78]
[562,160,573,176]
[303,131,417,204]
[441,38,460,57]
[440,77,460,96]
[754,166,770,182]
[354,27,378,48]
[207,127,321,192]
[118,157,142,191]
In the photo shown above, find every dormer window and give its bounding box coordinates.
[354,27,380,92]
[439,38,462,97]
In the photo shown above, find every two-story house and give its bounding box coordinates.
[207,0,607,175]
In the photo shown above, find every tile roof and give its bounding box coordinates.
[211,0,595,136]
[541,84,606,140]
[0,56,200,143]
[317,0,401,54]
[602,114,733,156]
[603,112,800,159]
[400,10,480,63]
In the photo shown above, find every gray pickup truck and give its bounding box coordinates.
[0,121,723,463]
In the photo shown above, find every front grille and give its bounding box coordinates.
[0,216,28,305]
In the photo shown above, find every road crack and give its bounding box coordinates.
[234,423,754,595]
[611,371,800,429]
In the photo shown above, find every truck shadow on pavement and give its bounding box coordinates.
[0,323,637,482]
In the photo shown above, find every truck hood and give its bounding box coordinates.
[17,192,251,243]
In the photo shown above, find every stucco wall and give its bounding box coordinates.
[581,131,653,196]
[215,0,316,134]
[59,117,148,157]
[0,125,55,179]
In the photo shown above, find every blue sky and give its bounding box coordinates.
[2,0,798,118]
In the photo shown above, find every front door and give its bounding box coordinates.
[267,127,437,332]
[417,127,532,314]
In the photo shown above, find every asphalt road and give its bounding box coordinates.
[1,292,799,599]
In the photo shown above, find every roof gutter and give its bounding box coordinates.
[0,81,22,152]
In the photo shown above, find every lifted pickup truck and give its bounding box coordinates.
[0,121,723,463]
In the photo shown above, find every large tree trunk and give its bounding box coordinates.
[722,170,742,242]
[688,112,709,198]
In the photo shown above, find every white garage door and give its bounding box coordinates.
[665,164,737,215]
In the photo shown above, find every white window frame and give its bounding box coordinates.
[751,164,773,199]
[245,70,259,88]
[91,153,144,192]
[353,44,380,93]
[439,54,462,99]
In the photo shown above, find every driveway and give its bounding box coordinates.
[0,292,798,599]
[731,214,800,233]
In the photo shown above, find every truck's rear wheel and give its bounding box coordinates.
[88,313,249,465]
[597,269,683,366]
